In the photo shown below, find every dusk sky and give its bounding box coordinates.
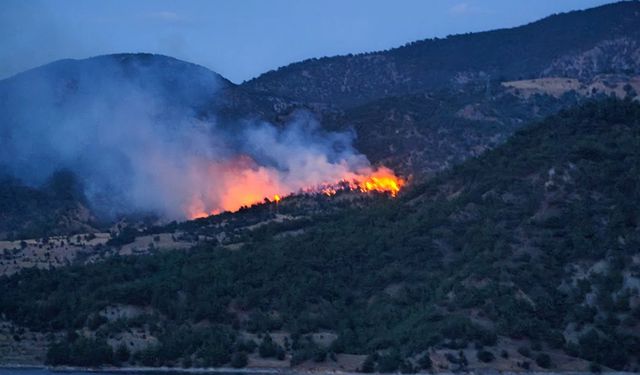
[1,0,614,83]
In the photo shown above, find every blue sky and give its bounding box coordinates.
[0,0,614,83]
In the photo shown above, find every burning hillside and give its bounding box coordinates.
[0,55,403,221]
[186,157,404,219]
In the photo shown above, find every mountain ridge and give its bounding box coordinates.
[242,1,640,107]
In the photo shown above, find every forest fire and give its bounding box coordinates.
[186,158,404,219]
[318,167,404,197]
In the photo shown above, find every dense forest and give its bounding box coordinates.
[1,100,638,371]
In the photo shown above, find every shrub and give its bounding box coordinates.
[400,360,415,373]
[235,339,257,353]
[46,342,70,365]
[535,353,552,368]
[517,346,531,357]
[477,350,495,363]
[259,334,281,358]
[377,351,403,372]
[231,351,248,368]
[418,353,432,369]
[360,354,376,373]
[114,343,130,363]
[313,348,327,362]
[181,356,192,368]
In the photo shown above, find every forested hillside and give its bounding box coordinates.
[322,85,588,176]
[243,2,640,107]
[1,100,638,371]
[0,171,97,240]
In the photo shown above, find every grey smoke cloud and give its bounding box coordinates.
[0,54,374,219]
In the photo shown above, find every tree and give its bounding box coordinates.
[400,360,415,373]
[418,353,432,369]
[477,350,495,363]
[46,342,70,365]
[231,351,248,368]
[377,350,403,373]
[535,353,552,368]
[259,334,280,358]
[115,343,130,364]
[360,354,376,373]
[313,347,327,362]
[70,338,114,367]
[201,341,231,366]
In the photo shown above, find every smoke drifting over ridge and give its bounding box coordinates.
[0,54,398,219]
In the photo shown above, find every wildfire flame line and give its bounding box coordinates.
[317,172,404,198]
[187,165,404,220]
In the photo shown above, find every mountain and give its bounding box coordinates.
[1,100,639,371]
[231,1,640,177]
[0,52,230,186]
[0,53,231,109]
[242,1,640,108]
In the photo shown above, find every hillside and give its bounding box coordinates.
[0,171,98,240]
[242,1,640,108]
[0,52,230,189]
[1,100,638,371]
[321,85,585,177]
[232,1,640,178]
[0,53,238,222]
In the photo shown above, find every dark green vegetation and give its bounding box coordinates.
[0,170,96,240]
[1,100,639,370]
[324,85,586,176]
[244,2,640,107]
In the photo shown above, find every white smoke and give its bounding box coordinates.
[0,54,375,219]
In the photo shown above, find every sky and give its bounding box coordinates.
[0,0,615,83]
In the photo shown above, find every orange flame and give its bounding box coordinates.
[318,167,404,197]
[185,157,404,219]
[354,167,404,197]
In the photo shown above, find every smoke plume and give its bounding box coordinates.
[0,54,394,219]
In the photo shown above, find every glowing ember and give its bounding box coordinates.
[184,156,405,219]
